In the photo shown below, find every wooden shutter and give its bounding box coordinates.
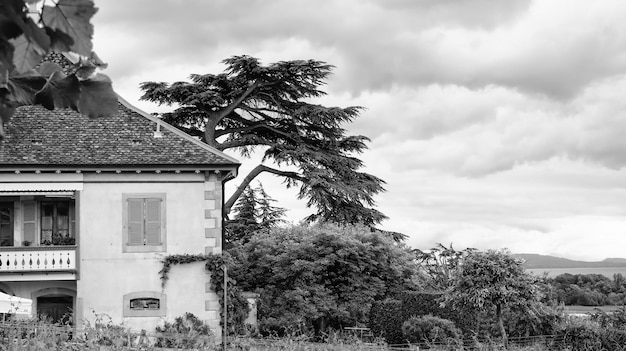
[127,199,144,245]
[22,202,37,244]
[144,199,161,245]
[69,202,76,239]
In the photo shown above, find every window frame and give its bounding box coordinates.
[122,193,166,253]
[39,200,74,245]
[0,202,14,247]
[123,291,166,317]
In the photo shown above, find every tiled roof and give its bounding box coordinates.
[0,99,239,168]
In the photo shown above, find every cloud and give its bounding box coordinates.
[350,74,626,177]
[90,1,626,261]
[95,0,626,98]
[404,217,626,262]
[94,0,626,118]
[372,162,626,261]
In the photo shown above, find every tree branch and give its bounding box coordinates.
[217,135,274,151]
[205,81,261,145]
[224,164,305,215]
[239,104,286,115]
[216,80,260,122]
[215,123,300,144]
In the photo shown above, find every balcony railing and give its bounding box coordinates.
[0,246,76,273]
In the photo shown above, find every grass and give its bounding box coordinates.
[563,305,621,314]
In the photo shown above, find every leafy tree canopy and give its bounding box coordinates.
[228,224,421,336]
[140,56,387,228]
[0,0,117,138]
[444,249,542,348]
[414,243,476,291]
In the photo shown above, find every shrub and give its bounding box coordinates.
[369,292,463,344]
[504,303,564,338]
[401,315,462,349]
[560,321,602,351]
[591,305,626,329]
[369,299,403,344]
[155,312,215,348]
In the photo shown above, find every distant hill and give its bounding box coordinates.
[513,253,626,269]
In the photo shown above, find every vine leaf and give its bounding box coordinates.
[0,104,15,123]
[0,0,25,40]
[10,20,51,73]
[44,27,74,53]
[35,70,80,111]
[41,0,97,57]
[77,73,117,118]
[7,72,45,105]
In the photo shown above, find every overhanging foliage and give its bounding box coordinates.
[0,0,117,138]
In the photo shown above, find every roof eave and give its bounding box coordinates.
[0,164,238,177]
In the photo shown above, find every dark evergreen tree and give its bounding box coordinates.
[256,183,287,230]
[225,183,286,246]
[225,186,260,246]
[140,56,386,227]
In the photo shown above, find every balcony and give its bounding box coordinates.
[0,246,77,281]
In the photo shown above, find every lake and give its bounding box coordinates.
[526,267,626,278]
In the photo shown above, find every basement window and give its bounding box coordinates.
[123,291,166,317]
[130,298,160,310]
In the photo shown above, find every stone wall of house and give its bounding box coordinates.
[76,171,224,341]
[203,171,222,341]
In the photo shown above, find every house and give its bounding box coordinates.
[0,84,239,339]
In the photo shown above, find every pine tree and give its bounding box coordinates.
[225,183,286,246]
[257,184,287,230]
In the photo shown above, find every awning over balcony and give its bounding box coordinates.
[0,191,75,196]
[0,183,82,196]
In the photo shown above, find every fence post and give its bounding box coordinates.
[223,264,227,351]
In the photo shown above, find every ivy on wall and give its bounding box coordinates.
[159,253,250,334]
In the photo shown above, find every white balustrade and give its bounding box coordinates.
[0,247,76,272]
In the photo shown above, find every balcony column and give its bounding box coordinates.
[12,201,23,246]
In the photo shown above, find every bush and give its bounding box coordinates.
[401,315,462,349]
[369,299,403,344]
[369,291,465,344]
[155,312,215,348]
[504,303,564,338]
[589,306,626,350]
[560,321,602,351]
[592,305,626,329]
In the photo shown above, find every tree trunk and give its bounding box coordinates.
[496,304,508,349]
[223,164,305,216]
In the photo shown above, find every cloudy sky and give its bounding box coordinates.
[91,0,626,261]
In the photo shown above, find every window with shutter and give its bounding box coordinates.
[22,201,37,245]
[144,199,161,246]
[123,194,166,253]
[0,203,13,247]
[127,199,144,245]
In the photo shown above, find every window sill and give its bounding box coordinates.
[123,245,165,253]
